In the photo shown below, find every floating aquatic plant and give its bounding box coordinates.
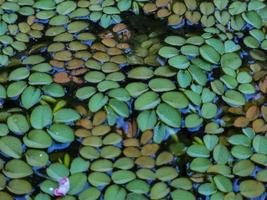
[0,0,266,199]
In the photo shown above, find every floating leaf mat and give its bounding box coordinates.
[0,0,266,199]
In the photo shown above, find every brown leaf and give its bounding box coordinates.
[259,76,267,93]
[141,130,153,145]
[233,116,250,128]
[75,128,91,137]
[70,68,88,76]
[143,3,157,13]
[228,107,244,115]
[91,43,106,52]
[92,111,107,126]
[117,43,130,50]
[126,119,138,138]
[141,144,159,156]
[53,72,70,84]
[76,119,92,129]
[71,76,84,84]
[50,60,64,68]
[92,125,111,136]
[246,105,259,121]
[74,105,88,116]
[67,59,84,69]
[135,156,155,168]
[123,147,141,158]
[123,138,139,147]
[157,8,171,18]
[101,38,117,48]
[252,119,267,133]
[261,106,267,122]
[113,23,127,33]
[156,0,171,7]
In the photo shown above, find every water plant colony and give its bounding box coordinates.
[0,0,267,199]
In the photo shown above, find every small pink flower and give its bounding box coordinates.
[54,177,70,196]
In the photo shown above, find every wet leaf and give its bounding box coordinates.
[171,189,196,200]
[79,187,100,200]
[200,44,220,64]
[7,179,32,195]
[233,160,255,177]
[30,105,53,129]
[239,180,265,198]
[150,182,170,199]
[213,175,233,193]
[88,172,111,187]
[134,91,160,110]
[111,170,136,184]
[0,136,23,158]
[156,103,181,128]
[21,86,41,109]
[3,159,32,178]
[187,144,210,158]
[54,108,80,123]
[213,144,230,164]
[46,163,69,181]
[222,90,245,106]
[47,123,74,143]
[104,185,127,200]
[69,173,87,195]
[7,114,30,134]
[252,135,267,154]
[88,93,109,113]
[109,99,129,117]
[137,110,157,132]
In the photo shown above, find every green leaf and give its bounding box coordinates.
[213,144,230,164]
[158,46,178,58]
[213,175,233,193]
[171,189,196,200]
[3,159,32,178]
[233,160,255,177]
[88,93,109,113]
[7,114,30,135]
[21,86,41,109]
[79,187,101,200]
[134,91,160,110]
[200,44,220,64]
[53,108,80,123]
[156,103,181,128]
[137,110,157,132]
[201,103,217,119]
[150,182,170,199]
[30,105,53,129]
[239,180,265,198]
[109,99,129,117]
[185,114,203,128]
[46,163,69,181]
[47,123,74,143]
[68,173,87,195]
[168,55,190,69]
[186,144,210,158]
[190,158,211,172]
[104,185,127,200]
[222,90,245,106]
[70,157,90,174]
[117,0,131,11]
[252,135,267,154]
[198,183,217,196]
[203,135,218,151]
